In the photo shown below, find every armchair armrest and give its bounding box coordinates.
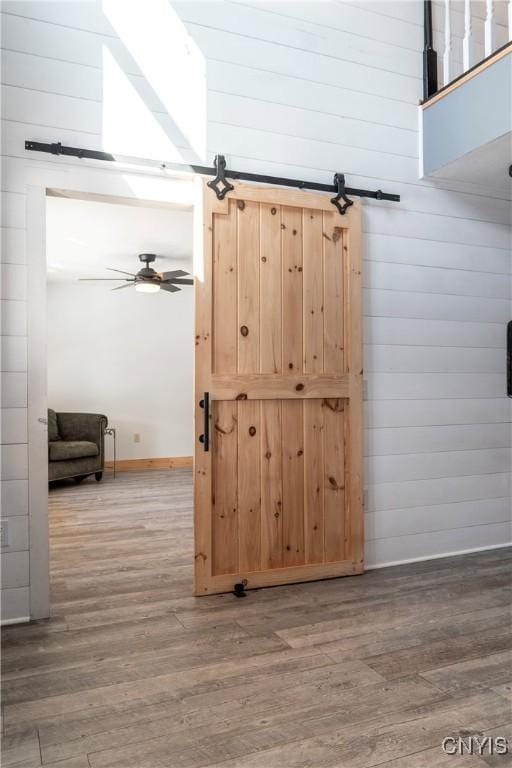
[56,413,108,445]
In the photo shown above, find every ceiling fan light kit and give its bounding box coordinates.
[79,253,194,295]
[135,281,160,293]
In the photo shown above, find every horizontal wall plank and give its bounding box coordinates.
[364,346,504,374]
[0,300,26,336]
[366,447,512,484]
[367,372,506,399]
[364,261,511,299]
[365,423,511,456]
[366,497,511,541]
[1,550,29,588]
[1,373,27,408]
[230,1,424,52]
[1,226,26,265]
[364,289,510,324]
[364,234,512,272]
[0,586,30,623]
[1,336,27,372]
[1,191,25,230]
[364,206,512,250]
[169,23,421,104]
[207,58,416,131]
[0,515,29,553]
[0,479,28,517]
[209,90,417,159]
[1,408,28,445]
[364,317,505,348]
[1,264,27,301]
[365,522,511,567]
[368,472,511,512]
[364,398,511,428]
[0,444,28,481]
[175,0,421,77]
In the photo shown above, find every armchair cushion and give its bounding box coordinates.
[49,440,99,462]
[48,409,60,442]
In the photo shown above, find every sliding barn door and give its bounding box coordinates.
[194,181,362,595]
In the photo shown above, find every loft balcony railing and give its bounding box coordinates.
[423,0,512,102]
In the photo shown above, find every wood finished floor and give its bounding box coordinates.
[1,469,511,768]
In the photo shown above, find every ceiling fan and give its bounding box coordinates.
[79,254,193,294]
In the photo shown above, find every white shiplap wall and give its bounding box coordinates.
[1,0,511,622]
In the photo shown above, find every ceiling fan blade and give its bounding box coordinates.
[160,282,181,293]
[79,278,134,281]
[106,267,137,277]
[164,278,194,286]
[160,269,189,280]
[111,282,136,291]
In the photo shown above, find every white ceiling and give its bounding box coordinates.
[46,196,193,283]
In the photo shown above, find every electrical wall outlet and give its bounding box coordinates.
[133,433,141,443]
[0,521,9,548]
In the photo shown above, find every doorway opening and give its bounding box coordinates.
[44,192,195,615]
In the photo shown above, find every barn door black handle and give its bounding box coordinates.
[199,392,210,451]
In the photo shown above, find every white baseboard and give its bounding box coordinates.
[0,616,31,626]
[366,541,512,571]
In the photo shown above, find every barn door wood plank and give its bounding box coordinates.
[210,196,239,578]
[213,199,237,375]
[322,212,345,374]
[237,200,262,572]
[281,205,305,568]
[212,402,239,576]
[259,203,284,570]
[260,203,282,375]
[237,199,260,373]
[303,208,324,374]
[304,399,324,564]
[260,400,283,569]
[303,209,325,564]
[281,206,303,375]
[323,398,346,563]
[282,400,305,567]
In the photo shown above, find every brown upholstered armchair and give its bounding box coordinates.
[48,410,108,483]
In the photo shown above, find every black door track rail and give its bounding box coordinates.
[24,141,400,216]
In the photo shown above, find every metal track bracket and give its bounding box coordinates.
[207,155,234,200]
[330,173,354,216]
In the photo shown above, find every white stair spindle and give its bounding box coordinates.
[484,0,496,56]
[443,0,453,85]
[463,0,474,71]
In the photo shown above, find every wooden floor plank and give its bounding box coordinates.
[1,471,511,768]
